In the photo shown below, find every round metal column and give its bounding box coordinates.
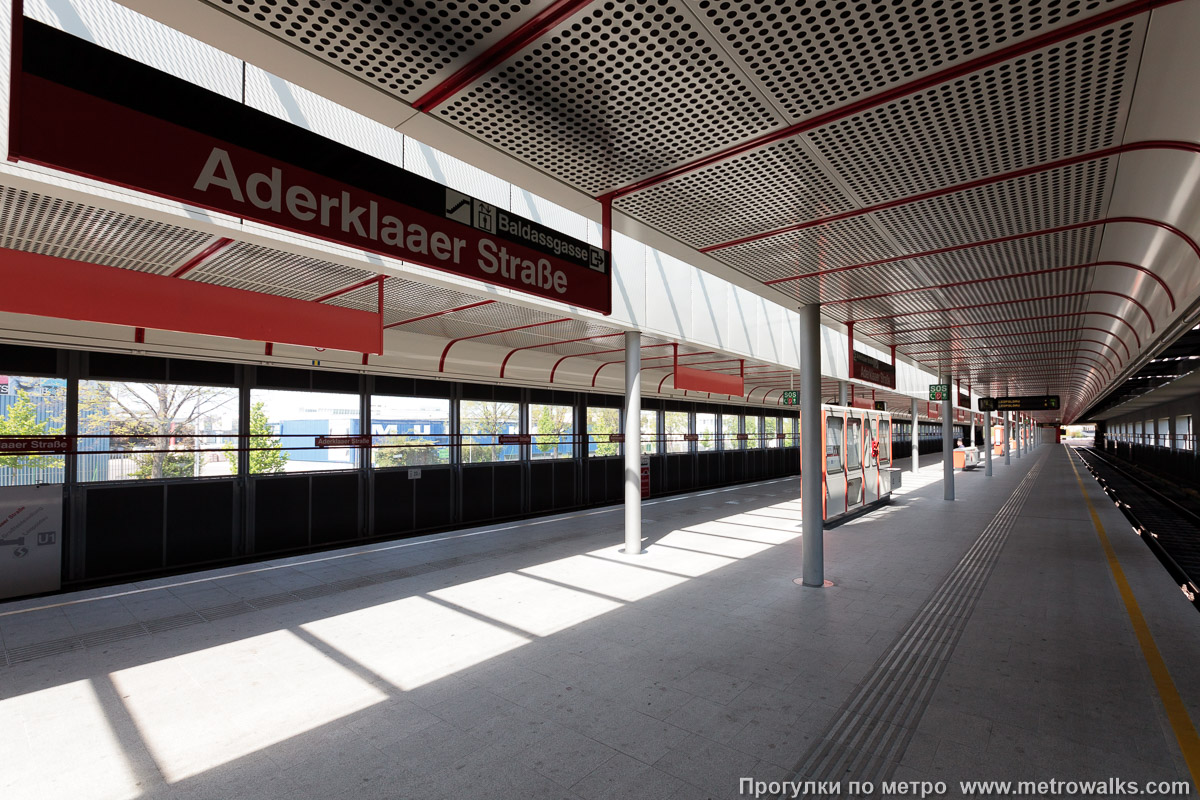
[1004,412,1011,465]
[799,304,824,587]
[942,375,954,501]
[985,411,993,477]
[622,331,643,555]
[910,397,919,473]
[838,380,848,406]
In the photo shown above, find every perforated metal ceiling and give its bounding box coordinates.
[44,0,1197,418]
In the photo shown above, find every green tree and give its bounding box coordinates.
[586,408,619,456]
[372,435,436,468]
[80,381,233,480]
[532,404,572,458]
[226,401,289,474]
[461,401,518,463]
[0,390,65,473]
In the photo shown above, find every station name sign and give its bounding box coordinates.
[315,435,371,448]
[10,20,611,314]
[978,395,1060,412]
[0,436,70,455]
[850,352,896,389]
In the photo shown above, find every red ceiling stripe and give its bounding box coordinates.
[900,326,1132,360]
[498,332,625,378]
[550,345,708,383]
[701,141,1200,255]
[762,218,1195,299]
[170,236,233,278]
[313,275,383,303]
[412,0,595,112]
[438,317,570,372]
[885,310,1141,351]
[849,289,1156,335]
[383,299,495,329]
[822,261,1175,313]
[603,0,1180,200]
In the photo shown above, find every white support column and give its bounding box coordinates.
[910,397,919,473]
[622,331,643,555]
[1004,411,1011,465]
[942,375,954,501]
[1016,414,1022,459]
[985,411,993,477]
[799,304,824,587]
[967,411,974,447]
[838,381,848,406]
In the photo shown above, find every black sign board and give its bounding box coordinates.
[874,401,886,411]
[978,395,1060,412]
[851,351,896,389]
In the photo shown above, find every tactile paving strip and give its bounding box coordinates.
[786,454,1047,795]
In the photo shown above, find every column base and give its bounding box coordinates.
[794,578,835,588]
[618,547,647,555]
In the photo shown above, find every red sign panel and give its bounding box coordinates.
[0,436,70,455]
[673,365,744,396]
[498,434,532,445]
[850,351,896,389]
[315,435,371,448]
[640,455,650,499]
[735,433,749,441]
[11,20,611,314]
[0,249,382,354]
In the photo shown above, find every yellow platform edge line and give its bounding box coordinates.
[1067,449,1200,789]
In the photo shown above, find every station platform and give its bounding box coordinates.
[1,444,1197,800]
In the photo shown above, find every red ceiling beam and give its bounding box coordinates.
[905,340,1123,373]
[412,0,595,112]
[313,275,383,303]
[384,299,495,329]
[881,310,1142,349]
[498,332,624,378]
[439,317,570,372]
[548,343,686,383]
[900,326,1132,361]
[848,289,1155,336]
[822,261,1175,314]
[170,236,233,278]
[946,347,1117,374]
[589,351,722,388]
[762,218,1197,293]
[602,0,1181,201]
[701,141,1200,255]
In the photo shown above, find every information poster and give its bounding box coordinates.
[0,483,63,599]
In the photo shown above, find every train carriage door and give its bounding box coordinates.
[845,412,864,510]
[824,408,846,520]
[864,412,881,503]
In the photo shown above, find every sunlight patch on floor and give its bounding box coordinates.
[301,594,528,690]
[429,571,623,637]
[110,629,387,782]
[0,679,141,800]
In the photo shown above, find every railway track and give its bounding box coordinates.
[1074,446,1200,612]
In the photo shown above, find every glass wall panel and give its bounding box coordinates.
[461,400,520,463]
[744,415,760,449]
[763,416,778,448]
[247,389,357,473]
[722,413,741,450]
[640,410,658,454]
[529,403,573,459]
[77,380,239,481]
[664,411,689,454]
[0,375,66,486]
[696,413,717,452]
[586,407,620,457]
[371,396,450,467]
